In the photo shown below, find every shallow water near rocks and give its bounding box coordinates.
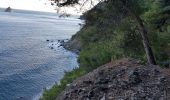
[0,9,81,100]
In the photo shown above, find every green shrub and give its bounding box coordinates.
[41,67,86,100]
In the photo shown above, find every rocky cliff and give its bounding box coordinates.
[57,58,170,100]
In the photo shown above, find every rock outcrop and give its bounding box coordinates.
[57,58,170,100]
[5,7,12,12]
[63,34,81,54]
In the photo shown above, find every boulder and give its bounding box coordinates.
[57,58,170,100]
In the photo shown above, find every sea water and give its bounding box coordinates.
[0,9,81,100]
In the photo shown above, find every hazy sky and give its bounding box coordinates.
[0,0,56,12]
[0,0,99,14]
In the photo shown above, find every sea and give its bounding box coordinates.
[0,8,81,100]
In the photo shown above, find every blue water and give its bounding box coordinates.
[0,10,81,100]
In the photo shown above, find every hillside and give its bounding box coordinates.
[64,0,170,69]
[41,0,170,99]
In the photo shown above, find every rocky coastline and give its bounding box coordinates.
[61,36,81,54]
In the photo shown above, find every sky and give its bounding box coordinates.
[0,0,99,14]
[0,0,56,12]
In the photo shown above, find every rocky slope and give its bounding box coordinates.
[57,58,170,100]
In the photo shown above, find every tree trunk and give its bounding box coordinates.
[138,22,157,65]
[132,13,156,65]
[122,3,157,65]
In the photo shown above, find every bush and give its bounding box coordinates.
[41,67,86,100]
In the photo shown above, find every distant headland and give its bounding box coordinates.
[5,7,12,12]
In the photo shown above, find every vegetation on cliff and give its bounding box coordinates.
[67,0,170,70]
[41,0,170,99]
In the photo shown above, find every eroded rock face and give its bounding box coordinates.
[57,58,170,100]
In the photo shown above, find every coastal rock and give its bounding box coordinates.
[62,35,81,54]
[5,7,12,12]
[57,58,170,100]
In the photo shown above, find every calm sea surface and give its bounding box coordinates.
[0,9,81,100]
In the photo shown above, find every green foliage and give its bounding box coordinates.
[78,0,170,74]
[41,67,86,100]
[114,18,144,57]
[143,0,170,63]
[79,40,124,71]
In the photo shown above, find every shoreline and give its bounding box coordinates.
[40,38,80,100]
[40,36,85,100]
[46,38,79,54]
